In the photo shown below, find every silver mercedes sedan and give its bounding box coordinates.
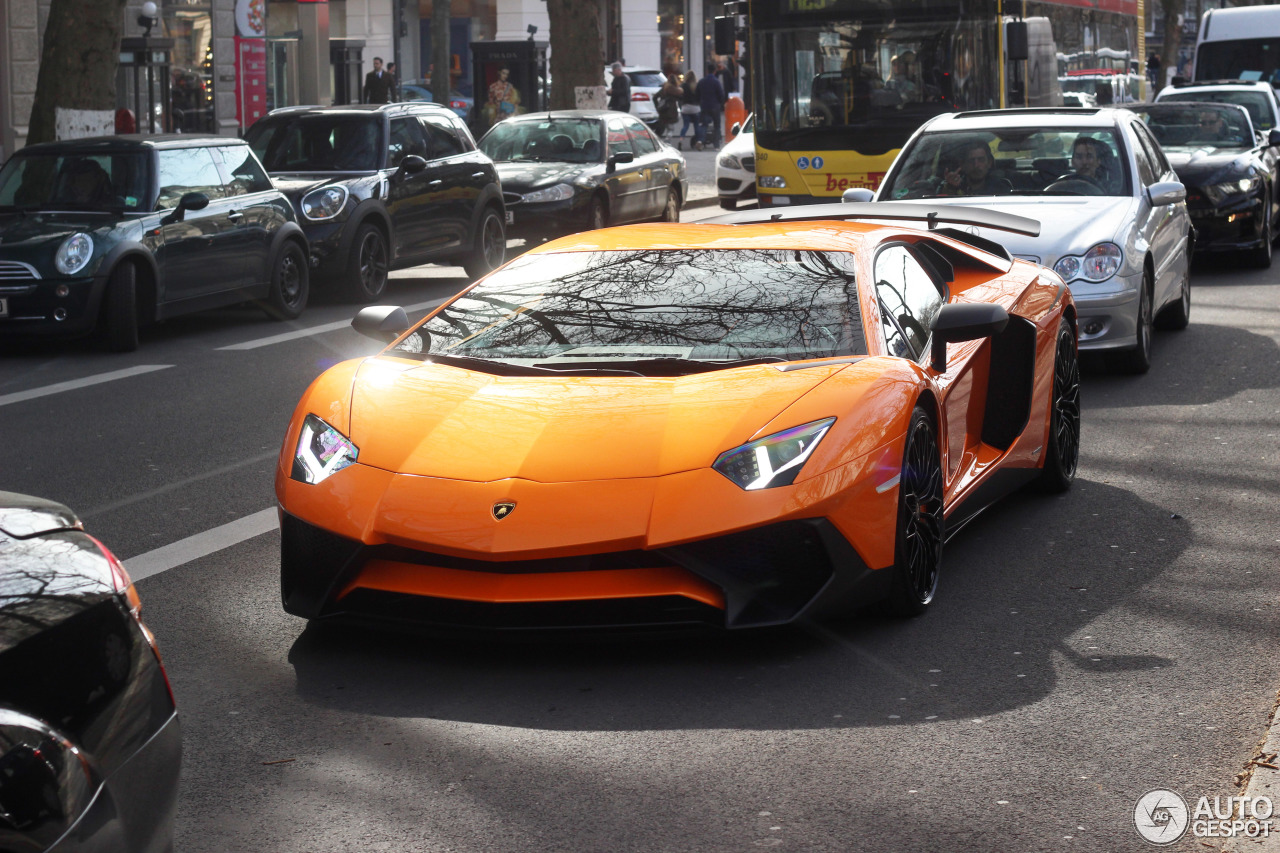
[851,108,1193,374]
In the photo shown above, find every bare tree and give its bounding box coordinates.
[432,0,451,108]
[27,0,129,145]
[1162,0,1183,86]
[546,0,605,109]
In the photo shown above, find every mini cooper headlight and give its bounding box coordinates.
[291,414,359,484]
[1054,243,1122,283]
[712,418,836,490]
[54,233,94,275]
[718,153,743,170]
[758,175,788,189]
[1203,176,1259,204]
[521,183,575,204]
[300,185,349,221]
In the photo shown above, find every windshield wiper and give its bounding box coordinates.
[531,356,787,376]
[421,353,644,376]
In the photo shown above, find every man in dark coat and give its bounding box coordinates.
[696,62,726,148]
[363,57,393,104]
[608,62,631,113]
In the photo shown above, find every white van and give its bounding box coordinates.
[1193,6,1280,87]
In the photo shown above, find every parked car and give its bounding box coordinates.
[478,110,686,238]
[245,103,505,300]
[0,135,309,351]
[399,79,474,119]
[604,65,666,132]
[1129,101,1280,266]
[1155,79,1280,133]
[275,203,1080,630]
[855,107,1193,374]
[716,113,756,209]
[0,491,180,852]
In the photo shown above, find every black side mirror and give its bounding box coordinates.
[607,151,634,172]
[1268,128,1280,147]
[162,191,209,224]
[397,154,428,176]
[352,305,411,342]
[929,302,1009,372]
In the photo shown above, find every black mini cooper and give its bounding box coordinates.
[0,135,309,351]
[245,103,506,301]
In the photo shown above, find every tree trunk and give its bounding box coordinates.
[433,0,451,108]
[28,0,128,145]
[547,0,604,110]
[1162,0,1182,86]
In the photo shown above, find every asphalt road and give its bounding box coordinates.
[2,218,1277,852]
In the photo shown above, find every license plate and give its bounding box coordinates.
[0,297,7,318]
[505,210,514,225]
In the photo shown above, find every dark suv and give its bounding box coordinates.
[0,135,308,351]
[245,103,506,301]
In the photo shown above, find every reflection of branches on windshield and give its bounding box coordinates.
[416,249,867,359]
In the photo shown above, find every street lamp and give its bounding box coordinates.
[138,1,158,131]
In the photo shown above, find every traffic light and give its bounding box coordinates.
[714,16,736,55]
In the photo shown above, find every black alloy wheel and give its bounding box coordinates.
[1037,319,1081,493]
[886,407,944,617]
[344,223,388,303]
[102,262,139,353]
[1108,273,1153,375]
[462,207,505,280]
[1248,192,1273,269]
[661,186,680,222]
[262,241,309,320]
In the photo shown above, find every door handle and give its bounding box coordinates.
[471,172,486,178]
[429,180,443,187]
[227,211,244,222]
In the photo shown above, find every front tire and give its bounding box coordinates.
[1247,193,1273,268]
[462,207,505,281]
[1037,320,1081,493]
[261,241,309,320]
[886,407,944,617]
[660,185,680,222]
[101,262,139,353]
[719,198,737,211]
[1107,273,1153,375]
[1154,267,1191,331]
[344,224,388,303]
[587,196,608,231]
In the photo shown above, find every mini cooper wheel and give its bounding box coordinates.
[262,241,309,320]
[344,223,388,303]
[1107,273,1153,375]
[660,185,680,222]
[462,207,505,280]
[886,406,944,617]
[1037,320,1081,493]
[587,196,608,231]
[102,262,139,353]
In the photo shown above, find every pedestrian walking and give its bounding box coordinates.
[696,62,727,149]
[385,62,400,102]
[608,62,631,113]
[678,70,701,150]
[656,70,683,139]
[363,57,394,104]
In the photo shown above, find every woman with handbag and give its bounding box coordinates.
[656,71,683,140]
[678,70,702,150]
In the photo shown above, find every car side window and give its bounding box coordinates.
[156,147,226,209]
[1129,129,1158,187]
[423,114,466,159]
[388,116,430,167]
[874,244,945,360]
[607,118,632,157]
[211,145,272,195]
[625,118,657,155]
[1134,123,1171,179]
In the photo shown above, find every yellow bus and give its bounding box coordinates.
[750,0,1144,205]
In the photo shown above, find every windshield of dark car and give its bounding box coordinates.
[1159,91,1275,130]
[1135,105,1253,151]
[391,249,867,372]
[479,118,603,163]
[0,152,149,212]
[879,127,1131,199]
[245,115,384,171]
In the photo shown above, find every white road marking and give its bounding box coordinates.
[0,365,173,408]
[126,507,278,581]
[216,298,448,351]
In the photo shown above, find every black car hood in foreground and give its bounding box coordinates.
[1164,148,1259,186]
[0,491,80,539]
[493,160,600,192]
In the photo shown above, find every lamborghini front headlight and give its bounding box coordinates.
[291,414,359,484]
[712,418,836,490]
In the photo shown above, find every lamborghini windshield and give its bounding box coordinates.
[392,249,867,374]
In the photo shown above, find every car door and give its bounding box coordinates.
[209,144,279,289]
[418,112,476,251]
[623,116,666,215]
[605,117,646,222]
[385,114,443,260]
[153,147,241,305]
[1130,122,1185,310]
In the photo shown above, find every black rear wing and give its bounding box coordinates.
[705,201,1041,238]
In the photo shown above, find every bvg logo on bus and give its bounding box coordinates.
[823,172,886,193]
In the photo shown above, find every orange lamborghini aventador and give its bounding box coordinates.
[274,202,1080,630]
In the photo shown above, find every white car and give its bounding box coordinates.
[1155,79,1280,133]
[604,66,666,132]
[853,108,1193,374]
[716,113,755,209]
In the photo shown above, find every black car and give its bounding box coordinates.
[1131,101,1280,266]
[478,110,687,240]
[0,492,180,852]
[245,103,506,300]
[0,135,309,351]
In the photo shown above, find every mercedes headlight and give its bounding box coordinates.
[718,153,743,170]
[291,414,359,484]
[300,185,349,221]
[759,175,788,189]
[521,183,575,203]
[1203,176,1259,204]
[1054,243,1122,283]
[54,233,94,275]
[712,418,835,490]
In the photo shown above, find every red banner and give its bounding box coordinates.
[235,37,268,129]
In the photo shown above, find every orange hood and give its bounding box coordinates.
[348,358,849,483]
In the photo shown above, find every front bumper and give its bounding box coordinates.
[298,218,350,280]
[717,168,757,204]
[1188,194,1266,252]
[0,273,106,339]
[1068,273,1144,352]
[504,196,592,238]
